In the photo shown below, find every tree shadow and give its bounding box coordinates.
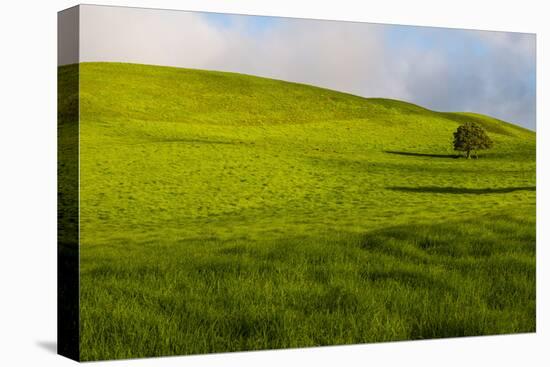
[384,150,460,159]
[387,186,535,194]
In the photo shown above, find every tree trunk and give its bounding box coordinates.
[466,150,471,159]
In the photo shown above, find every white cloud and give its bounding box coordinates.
[80,6,226,69]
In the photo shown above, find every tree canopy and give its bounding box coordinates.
[453,122,493,159]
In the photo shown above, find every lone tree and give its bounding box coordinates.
[453,122,493,159]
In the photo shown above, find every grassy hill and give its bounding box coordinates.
[63,62,535,360]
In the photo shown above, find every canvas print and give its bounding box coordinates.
[58,4,536,361]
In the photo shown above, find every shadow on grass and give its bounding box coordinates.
[387,186,536,194]
[385,150,459,159]
[360,268,453,292]
[151,138,237,145]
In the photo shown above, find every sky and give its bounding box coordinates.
[76,5,536,130]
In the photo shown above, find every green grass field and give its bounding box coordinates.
[64,62,535,360]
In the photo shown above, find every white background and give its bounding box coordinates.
[0,0,547,365]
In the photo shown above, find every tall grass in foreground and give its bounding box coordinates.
[80,208,534,360]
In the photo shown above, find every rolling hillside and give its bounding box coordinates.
[61,62,536,360]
